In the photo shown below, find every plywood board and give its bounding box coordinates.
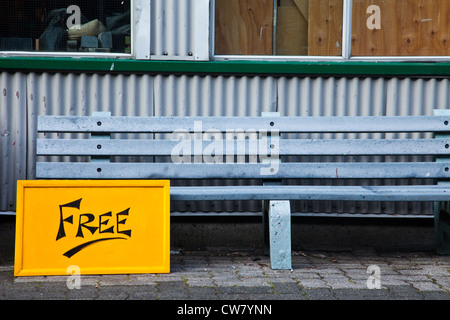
[352,0,450,56]
[308,0,343,56]
[215,0,273,55]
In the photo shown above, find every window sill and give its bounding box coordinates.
[1,56,450,77]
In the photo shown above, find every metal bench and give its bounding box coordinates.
[36,110,450,270]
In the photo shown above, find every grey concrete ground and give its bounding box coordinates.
[1,246,450,301]
[1,215,450,307]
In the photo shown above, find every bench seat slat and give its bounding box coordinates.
[170,185,450,201]
[37,138,450,156]
[36,162,450,179]
[37,115,450,133]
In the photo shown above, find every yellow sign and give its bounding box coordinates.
[15,180,170,276]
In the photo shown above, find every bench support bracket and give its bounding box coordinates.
[434,201,450,255]
[434,109,450,255]
[268,200,292,270]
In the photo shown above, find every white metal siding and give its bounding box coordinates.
[150,0,209,60]
[0,73,27,212]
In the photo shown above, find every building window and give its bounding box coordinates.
[0,0,131,54]
[214,0,343,57]
[214,0,450,59]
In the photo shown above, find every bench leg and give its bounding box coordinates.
[433,110,450,254]
[434,201,450,255]
[262,200,270,256]
[268,200,292,270]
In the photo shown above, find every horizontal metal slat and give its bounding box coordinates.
[283,139,450,156]
[37,138,450,156]
[36,162,450,180]
[171,185,450,201]
[37,138,270,156]
[37,115,450,133]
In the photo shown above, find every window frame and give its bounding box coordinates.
[210,0,450,62]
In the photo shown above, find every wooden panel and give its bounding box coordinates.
[352,0,450,56]
[215,0,273,55]
[276,0,308,55]
[308,0,343,56]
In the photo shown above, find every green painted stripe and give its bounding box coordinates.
[0,56,450,77]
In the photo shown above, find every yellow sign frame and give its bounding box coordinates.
[15,180,170,276]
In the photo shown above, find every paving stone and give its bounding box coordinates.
[302,288,336,300]
[410,281,445,292]
[271,282,303,294]
[3,249,450,301]
[385,285,424,300]
[297,278,329,289]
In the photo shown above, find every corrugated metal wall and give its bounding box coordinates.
[2,73,450,214]
[150,0,195,58]
[0,73,27,212]
[149,0,209,60]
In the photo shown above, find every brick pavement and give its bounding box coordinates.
[1,247,450,301]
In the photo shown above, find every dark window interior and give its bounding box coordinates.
[0,0,131,53]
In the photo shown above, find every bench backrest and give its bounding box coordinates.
[36,114,450,181]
